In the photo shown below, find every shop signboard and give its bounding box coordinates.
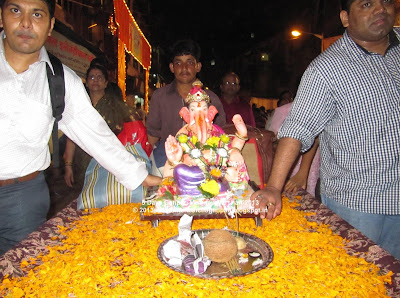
[45,30,96,78]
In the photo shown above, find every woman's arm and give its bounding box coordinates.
[63,138,76,187]
[284,137,319,193]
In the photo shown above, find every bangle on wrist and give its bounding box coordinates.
[167,160,176,167]
[64,161,73,166]
[235,132,248,141]
[167,157,183,167]
[228,147,242,154]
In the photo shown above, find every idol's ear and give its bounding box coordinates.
[179,107,190,124]
[207,105,218,122]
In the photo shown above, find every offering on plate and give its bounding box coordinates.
[143,80,254,216]
[203,229,241,274]
[235,236,247,250]
[203,229,238,263]
[158,216,273,279]
[162,215,211,274]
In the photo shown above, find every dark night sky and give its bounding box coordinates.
[134,0,342,63]
[129,0,344,90]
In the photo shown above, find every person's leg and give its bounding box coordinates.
[322,195,384,239]
[0,172,50,255]
[322,195,400,260]
[379,216,400,260]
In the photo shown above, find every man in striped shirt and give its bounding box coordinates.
[252,0,400,260]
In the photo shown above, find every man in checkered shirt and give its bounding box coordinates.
[252,0,400,260]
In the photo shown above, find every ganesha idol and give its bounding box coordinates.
[163,80,250,198]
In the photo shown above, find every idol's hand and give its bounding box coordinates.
[228,149,245,167]
[165,135,183,164]
[225,167,240,183]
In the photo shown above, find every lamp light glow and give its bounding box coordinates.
[291,30,301,37]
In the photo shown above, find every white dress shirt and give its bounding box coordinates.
[0,32,148,190]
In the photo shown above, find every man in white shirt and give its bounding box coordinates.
[0,0,161,255]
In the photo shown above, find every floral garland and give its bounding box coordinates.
[156,177,177,198]
[177,132,231,198]
[0,197,393,297]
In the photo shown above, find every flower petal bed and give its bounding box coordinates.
[0,197,392,297]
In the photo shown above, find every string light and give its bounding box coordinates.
[113,0,152,112]
[108,15,117,35]
[113,0,151,70]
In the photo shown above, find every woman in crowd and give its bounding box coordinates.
[63,65,145,188]
[269,98,320,197]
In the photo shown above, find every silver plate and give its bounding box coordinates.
[157,229,273,279]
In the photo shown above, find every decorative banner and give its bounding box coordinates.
[113,0,151,106]
[114,0,151,69]
[118,38,126,99]
[45,30,95,78]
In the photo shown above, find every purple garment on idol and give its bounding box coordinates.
[174,164,205,195]
[218,178,230,193]
[174,164,231,195]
